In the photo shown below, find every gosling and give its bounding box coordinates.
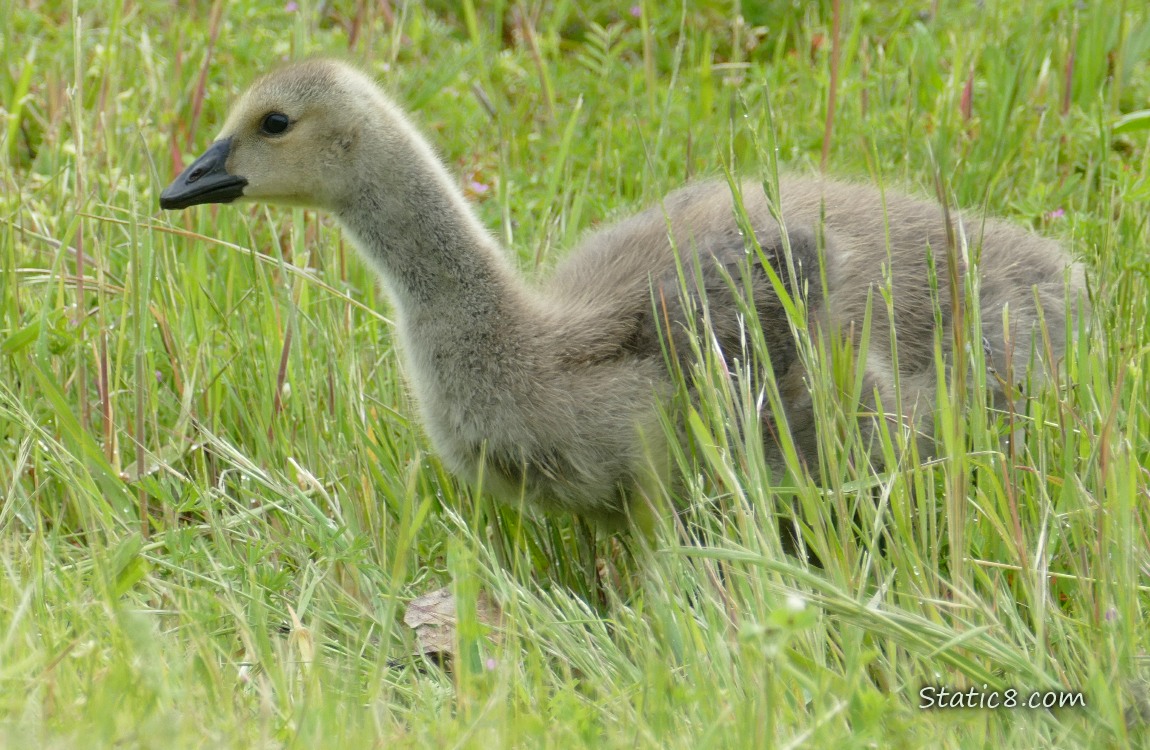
[161,59,1085,526]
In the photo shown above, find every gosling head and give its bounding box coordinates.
[160,60,408,212]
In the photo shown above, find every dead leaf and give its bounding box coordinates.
[403,585,502,662]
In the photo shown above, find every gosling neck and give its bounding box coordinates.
[334,133,520,325]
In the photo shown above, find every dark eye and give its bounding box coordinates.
[260,112,291,135]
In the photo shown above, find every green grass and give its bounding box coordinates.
[2,1,1149,747]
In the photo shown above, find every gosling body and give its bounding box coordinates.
[161,60,1084,525]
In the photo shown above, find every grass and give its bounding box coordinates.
[1,0,1149,747]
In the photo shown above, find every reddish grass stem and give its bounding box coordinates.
[821,0,842,172]
[188,0,226,150]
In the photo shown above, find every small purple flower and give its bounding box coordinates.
[285,1,299,12]
[1105,607,1118,622]
[469,180,490,195]
[1045,207,1065,221]
[630,5,642,18]
[485,658,497,671]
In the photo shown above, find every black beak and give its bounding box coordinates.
[159,138,248,210]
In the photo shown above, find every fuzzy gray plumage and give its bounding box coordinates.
[162,60,1086,526]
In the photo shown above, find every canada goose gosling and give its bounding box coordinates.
[161,59,1085,526]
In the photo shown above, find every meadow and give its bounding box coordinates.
[1,1,1148,747]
